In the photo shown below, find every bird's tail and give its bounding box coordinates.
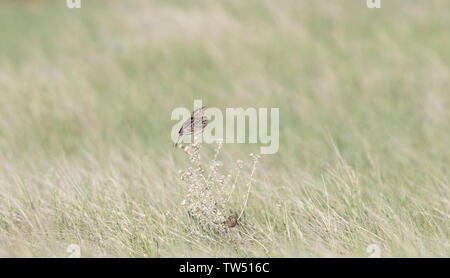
[173,136,182,147]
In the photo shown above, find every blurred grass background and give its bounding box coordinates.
[0,0,448,257]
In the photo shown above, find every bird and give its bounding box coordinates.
[174,106,208,147]
[225,214,238,228]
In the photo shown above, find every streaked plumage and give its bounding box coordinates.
[225,215,238,228]
[174,106,208,147]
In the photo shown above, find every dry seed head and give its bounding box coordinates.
[178,140,258,234]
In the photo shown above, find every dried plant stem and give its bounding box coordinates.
[226,166,240,205]
[180,141,259,233]
[238,154,259,220]
[207,140,222,184]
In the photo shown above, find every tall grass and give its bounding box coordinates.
[0,0,448,257]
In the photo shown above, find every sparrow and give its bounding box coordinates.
[225,214,238,228]
[174,106,208,147]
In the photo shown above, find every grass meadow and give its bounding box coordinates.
[0,0,449,257]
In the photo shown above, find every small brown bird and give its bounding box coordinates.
[225,215,238,228]
[174,106,208,147]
